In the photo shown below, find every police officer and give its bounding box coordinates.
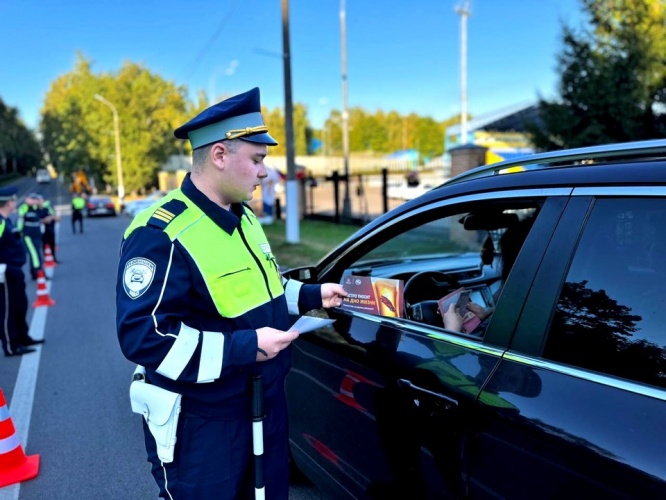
[71,192,86,233]
[0,187,44,356]
[116,88,347,499]
[42,195,60,263]
[16,192,47,280]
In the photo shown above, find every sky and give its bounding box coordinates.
[0,0,584,132]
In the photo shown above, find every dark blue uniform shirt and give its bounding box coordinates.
[0,216,27,267]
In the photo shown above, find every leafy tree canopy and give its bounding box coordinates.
[0,98,42,177]
[25,52,463,195]
[317,107,460,159]
[40,53,190,194]
[531,0,666,150]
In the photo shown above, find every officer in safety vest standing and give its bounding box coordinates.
[41,195,61,263]
[16,192,47,280]
[71,192,86,233]
[0,187,44,356]
[116,87,347,500]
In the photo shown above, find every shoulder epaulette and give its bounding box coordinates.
[147,199,188,230]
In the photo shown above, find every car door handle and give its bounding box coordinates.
[397,378,459,408]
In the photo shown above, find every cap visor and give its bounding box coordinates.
[240,132,278,146]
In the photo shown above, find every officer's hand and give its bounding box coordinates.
[321,283,348,308]
[255,327,299,362]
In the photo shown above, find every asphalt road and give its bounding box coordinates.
[0,178,326,499]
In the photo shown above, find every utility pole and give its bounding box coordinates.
[455,0,471,145]
[340,0,352,220]
[94,93,125,204]
[282,0,299,243]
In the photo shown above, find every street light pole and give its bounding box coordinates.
[94,93,125,203]
[340,0,352,220]
[455,1,471,145]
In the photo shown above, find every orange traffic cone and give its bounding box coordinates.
[32,270,55,308]
[0,390,40,488]
[43,246,56,269]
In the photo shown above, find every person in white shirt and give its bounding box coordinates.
[259,165,282,225]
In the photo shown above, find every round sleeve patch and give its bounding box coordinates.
[123,258,156,299]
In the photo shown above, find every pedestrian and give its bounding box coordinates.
[42,196,61,263]
[259,165,283,225]
[71,192,86,233]
[0,186,44,357]
[16,192,47,280]
[116,87,347,500]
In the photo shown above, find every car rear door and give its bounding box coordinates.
[467,191,666,497]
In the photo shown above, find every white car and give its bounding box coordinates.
[123,191,166,217]
[36,169,51,183]
[386,180,435,200]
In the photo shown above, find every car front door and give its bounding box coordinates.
[286,191,567,498]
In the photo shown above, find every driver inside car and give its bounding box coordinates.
[443,216,536,335]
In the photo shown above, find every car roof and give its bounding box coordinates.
[335,139,666,248]
[422,138,666,200]
[445,138,666,186]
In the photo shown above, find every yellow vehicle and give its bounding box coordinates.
[69,170,91,194]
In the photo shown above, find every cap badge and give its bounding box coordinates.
[225,125,269,140]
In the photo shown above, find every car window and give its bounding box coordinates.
[543,197,666,389]
[339,201,541,334]
[360,217,484,262]
[358,208,535,265]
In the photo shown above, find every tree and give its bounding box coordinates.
[531,0,666,150]
[0,98,43,176]
[40,53,190,193]
[314,107,458,160]
[262,103,310,156]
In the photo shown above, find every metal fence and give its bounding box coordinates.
[276,168,448,226]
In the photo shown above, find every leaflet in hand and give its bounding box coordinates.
[289,316,335,335]
[339,275,404,317]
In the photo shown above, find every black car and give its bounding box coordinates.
[283,140,666,498]
[86,195,117,217]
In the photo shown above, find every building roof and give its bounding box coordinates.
[447,101,540,135]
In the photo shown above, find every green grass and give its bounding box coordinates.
[263,219,360,269]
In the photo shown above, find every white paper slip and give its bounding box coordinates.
[289,316,335,334]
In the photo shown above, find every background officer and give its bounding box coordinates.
[42,195,61,262]
[16,192,47,280]
[71,192,86,233]
[116,87,346,499]
[0,186,43,356]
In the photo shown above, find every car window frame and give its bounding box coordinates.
[317,187,573,349]
[482,195,572,347]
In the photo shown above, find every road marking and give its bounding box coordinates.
[0,282,50,500]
